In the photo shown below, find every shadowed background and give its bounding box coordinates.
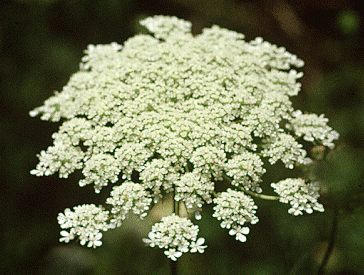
[1,0,364,274]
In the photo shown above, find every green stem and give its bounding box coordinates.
[212,190,219,198]
[174,197,180,215]
[239,188,280,201]
[316,207,339,275]
[221,173,280,200]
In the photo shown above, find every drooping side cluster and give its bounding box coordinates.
[30,15,338,260]
[271,178,325,215]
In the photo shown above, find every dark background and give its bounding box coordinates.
[1,0,364,274]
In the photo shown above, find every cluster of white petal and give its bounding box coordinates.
[142,214,207,261]
[140,15,192,40]
[79,152,120,193]
[57,204,112,248]
[213,189,258,242]
[271,178,325,215]
[261,133,312,169]
[190,145,226,180]
[106,181,152,226]
[225,151,265,191]
[140,159,180,198]
[288,110,339,149]
[30,132,84,178]
[174,172,214,211]
[30,15,339,258]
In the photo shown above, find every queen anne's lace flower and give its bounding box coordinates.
[288,110,339,149]
[140,159,180,198]
[30,15,338,257]
[79,152,120,193]
[225,151,265,190]
[261,133,312,169]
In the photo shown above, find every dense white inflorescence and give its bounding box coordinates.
[57,204,112,248]
[30,15,339,259]
[271,179,325,215]
[142,214,207,261]
[213,189,259,242]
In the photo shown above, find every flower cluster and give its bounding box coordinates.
[30,15,338,259]
[174,172,214,211]
[271,178,325,215]
[58,204,111,248]
[142,214,207,261]
[106,181,153,226]
[213,189,259,242]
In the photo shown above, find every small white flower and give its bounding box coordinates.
[59,230,74,243]
[87,232,103,248]
[164,249,183,261]
[190,238,207,253]
[229,226,250,242]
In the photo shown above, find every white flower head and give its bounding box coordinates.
[140,15,192,40]
[30,15,338,258]
[225,151,265,191]
[289,111,339,149]
[261,133,312,169]
[140,158,180,198]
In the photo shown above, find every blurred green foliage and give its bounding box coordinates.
[1,0,363,274]
[337,10,361,35]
